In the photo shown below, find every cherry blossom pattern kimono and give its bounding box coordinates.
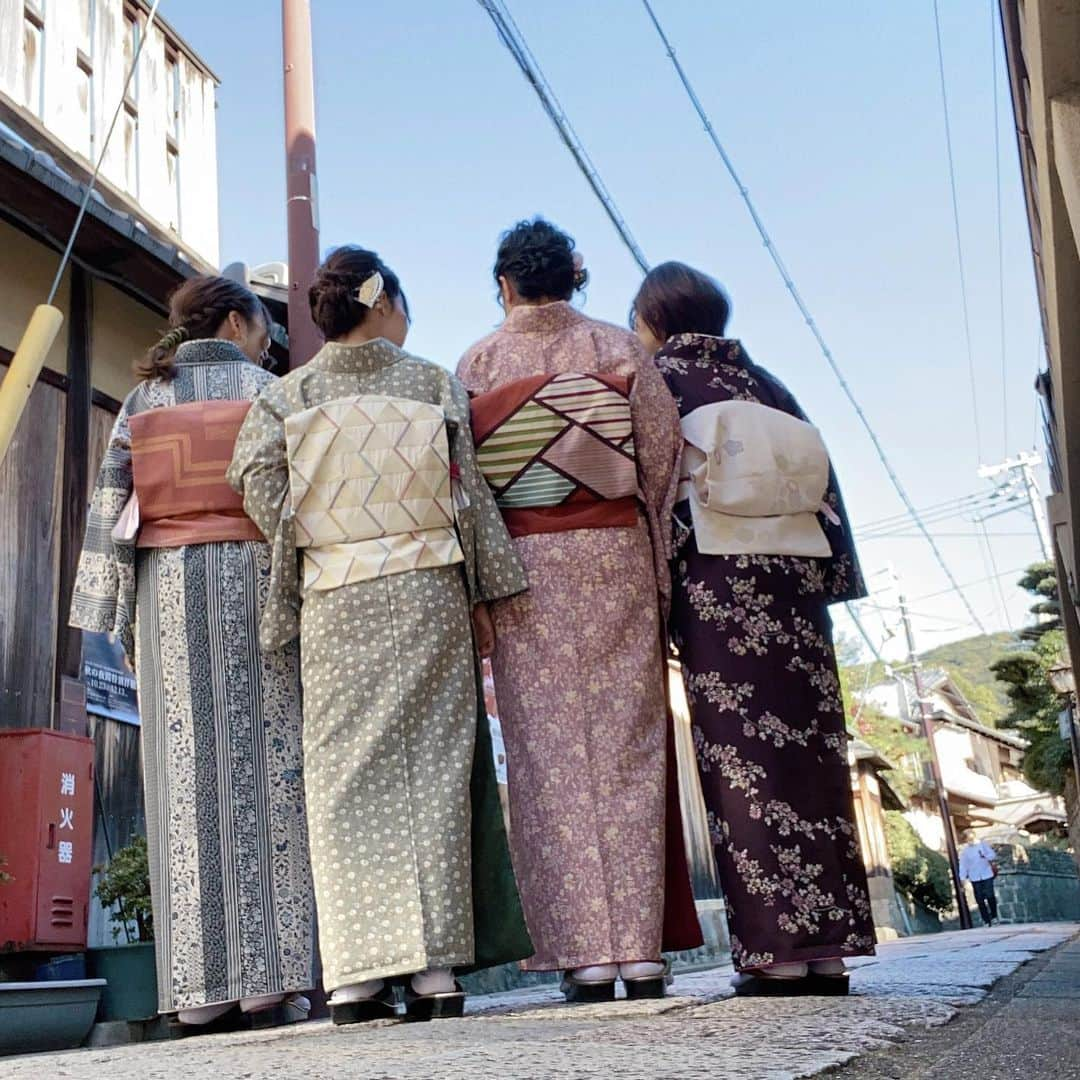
[458,301,702,971]
[654,332,876,971]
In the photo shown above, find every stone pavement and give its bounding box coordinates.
[5,922,1077,1080]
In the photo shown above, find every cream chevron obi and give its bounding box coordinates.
[470,372,640,538]
[284,394,464,590]
[678,399,833,557]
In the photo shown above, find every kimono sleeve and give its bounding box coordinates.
[70,393,137,659]
[628,342,683,609]
[227,387,302,650]
[765,372,867,604]
[443,375,528,606]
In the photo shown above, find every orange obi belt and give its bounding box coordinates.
[129,400,263,548]
[470,372,639,538]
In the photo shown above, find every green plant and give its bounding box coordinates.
[94,836,153,942]
[883,811,954,914]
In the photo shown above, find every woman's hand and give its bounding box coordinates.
[472,603,496,659]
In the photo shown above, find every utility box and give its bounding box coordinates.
[0,730,95,952]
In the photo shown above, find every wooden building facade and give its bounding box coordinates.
[0,1,218,945]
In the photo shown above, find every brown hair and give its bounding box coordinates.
[630,261,731,344]
[308,247,408,341]
[136,274,268,381]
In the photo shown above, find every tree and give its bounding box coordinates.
[991,562,1073,795]
[1017,561,1062,640]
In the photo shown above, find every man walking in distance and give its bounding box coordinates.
[959,830,1000,926]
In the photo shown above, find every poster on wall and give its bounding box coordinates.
[82,632,139,725]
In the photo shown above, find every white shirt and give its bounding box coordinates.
[959,841,998,882]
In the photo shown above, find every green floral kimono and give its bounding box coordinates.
[228,338,532,991]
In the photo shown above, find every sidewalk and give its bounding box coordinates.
[5,923,1077,1080]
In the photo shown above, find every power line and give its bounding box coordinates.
[979,516,1014,630]
[639,0,987,635]
[932,0,983,465]
[991,0,1008,459]
[475,0,649,272]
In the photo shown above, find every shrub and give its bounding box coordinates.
[94,835,154,942]
[884,811,954,914]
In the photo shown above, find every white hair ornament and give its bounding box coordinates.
[354,271,384,308]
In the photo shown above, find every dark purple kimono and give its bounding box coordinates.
[655,333,876,971]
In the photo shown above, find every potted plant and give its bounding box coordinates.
[0,855,107,1055]
[86,836,158,1022]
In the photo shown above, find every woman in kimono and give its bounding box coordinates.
[228,246,531,1024]
[70,276,315,1027]
[631,261,876,996]
[458,219,702,1003]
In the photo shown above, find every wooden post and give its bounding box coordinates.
[54,267,92,715]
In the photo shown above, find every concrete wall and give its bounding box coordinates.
[0,0,219,264]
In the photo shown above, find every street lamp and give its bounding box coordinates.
[1047,661,1080,813]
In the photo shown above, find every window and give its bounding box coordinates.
[22,3,45,118]
[121,5,140,197]
[164,51,181,232]
[75,0,96,160]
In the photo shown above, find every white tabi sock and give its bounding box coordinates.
[757,962,808,978]
[239,993,286,1013]
[570,964,618,984]
[330,979,384,1004]
[619,961,666,981]
[177,1001,233,1025]
[410,968,457,995]
[808,959,847,976]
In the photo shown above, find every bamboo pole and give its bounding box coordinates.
[0,305,65,466]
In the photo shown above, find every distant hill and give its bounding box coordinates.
[843,631,1022,728]
[919,632,1018,727]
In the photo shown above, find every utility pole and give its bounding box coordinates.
[898,591,974,930]
[978,451,1051,560]
[282,0,321,368]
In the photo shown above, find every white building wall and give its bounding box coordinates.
[0,0,219,265]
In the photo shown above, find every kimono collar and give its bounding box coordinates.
[662,333,747,365]
[174,339,253,367]
[501,300,583,334]
[313,337,406,373]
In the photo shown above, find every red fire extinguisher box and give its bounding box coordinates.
[0,729,94,952]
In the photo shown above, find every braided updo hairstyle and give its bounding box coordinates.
[494,217,587,303]
[308,247,408,341]
[137,275,267,380]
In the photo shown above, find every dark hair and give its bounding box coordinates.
[308,246,408,341]
[494,217,587,303]
[137,275,267,380]
[630,261,731,343]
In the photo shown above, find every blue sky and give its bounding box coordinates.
[179,0,1048,661]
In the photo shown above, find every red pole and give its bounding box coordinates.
[282,0,321,368]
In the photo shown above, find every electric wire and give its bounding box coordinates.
[932,0,983,465]
[991,0,1008,458]
[475,0,649,271]
[979,515,1014,630]
[639,0,987,634]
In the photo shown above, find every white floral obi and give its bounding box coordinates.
[678,400,832,557]
[285,394,464,591]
